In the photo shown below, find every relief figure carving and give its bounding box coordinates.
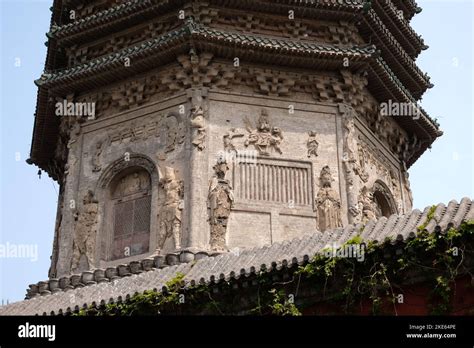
[316,166,342,232]
[157,167,184,252]
[208,160,234,252]
[71,190,98,273]
[244,109,283,156]
[190,106,206,151]
[91,141,103,173]
[223,128,244,152]
[307,131,319,158]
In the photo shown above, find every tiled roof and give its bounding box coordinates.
[50,0,367,43]
[392,0,421,21]
[49,0,173,40]
[36,20,377,88]
[370,57,441,142]
[1,198,472,316]
[38,19,440,134]
[362,8,432,97]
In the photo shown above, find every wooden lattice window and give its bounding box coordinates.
[110,170,151,260]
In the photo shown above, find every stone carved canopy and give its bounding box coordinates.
[97,154,158,191]
[372,180,398,218]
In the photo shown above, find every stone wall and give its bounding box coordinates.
[50,64,412,278]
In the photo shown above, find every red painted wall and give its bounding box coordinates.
[302,275,474,315]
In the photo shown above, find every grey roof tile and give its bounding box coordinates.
[1,199,473,315]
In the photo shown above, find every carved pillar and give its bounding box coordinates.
[56,120,83,277]
[71,190,99,273]
[184,88,209,250]
[48,187,63,279]
[340,104,360,224]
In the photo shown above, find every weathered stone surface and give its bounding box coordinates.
[26,1,436,281]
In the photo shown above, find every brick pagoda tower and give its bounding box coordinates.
[27,0,441,279]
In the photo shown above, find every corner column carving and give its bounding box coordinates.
[340,104,360,223]
[184,88,210,251]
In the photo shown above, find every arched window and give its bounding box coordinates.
[372,180,398,218]
[109,168,151,261]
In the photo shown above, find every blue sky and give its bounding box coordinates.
[0,0,473,302]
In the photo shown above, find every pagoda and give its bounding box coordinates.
[26,0,442,281]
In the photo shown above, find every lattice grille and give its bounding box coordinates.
[133,196,151,233]
[113,201,133,236]
[112,194,151,260]
[235,159,312,206]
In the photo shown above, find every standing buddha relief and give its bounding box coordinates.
[208,160,234,252]
[71,190,99,273]
[157,167,184,252]
[316,166,342,232]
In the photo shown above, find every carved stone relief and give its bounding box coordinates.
[71,190,99,273]
[157,167,184,252]
[357,140,402,206]
[307,131,319,158]
[108,119,160,146]
[244,109,283,156]
[113,171,150,198]
[165,119,178,153]
[105,113,184,155]
[358,186,377,223]
[402,169,414,208]
[91,141,103,173]
[190,106,206,151]
[208,161,234,252]
[316,166,342,232]
[341,105,360,221]
[223,128,244,152]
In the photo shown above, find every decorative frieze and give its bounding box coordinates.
[107,119,161,146]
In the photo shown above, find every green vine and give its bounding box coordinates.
[75,220,474,316]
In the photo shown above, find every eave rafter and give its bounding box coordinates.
[34,20,439,164]
[36,21,377,91]
[30,0,438,177]
[372,0,427,58]
[392,0,422,21]
[48,0,367,46]
[47,0,429,100]
[360,8,432,99]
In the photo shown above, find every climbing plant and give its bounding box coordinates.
[75,220,474,316]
